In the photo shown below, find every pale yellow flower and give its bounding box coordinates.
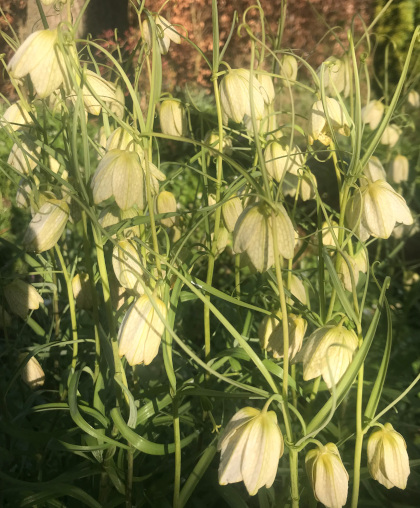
[233,203,295,272]
[91,149,165,210]
[388,155,409,184]
[380,124,401,148]
[346,180,413,240]
[293,323,358,389]
[259,312,306,360]
[257,73,275,104]
[279,54,298,83]
[142,15,181,55]
[264,142,303,182]
[367,423,410,489]
[222,196,243,233]
[218,406,284,495]
[23,199,69,253]
[1,101,34,131]
[4,279,43,319]
[20,354,45,389]
[318,56,351,98]
[8,140,41,176]
[160,99,186,137]
[118,294,167,366]
[9,28,68,98]
[72,273,93,310]
[407,90,419,108]
[306,443,349,508]
[362,100,384,130]
[219,68,265,124]
[308,97,350,145]
[363,156,386,183]
[157,191,177,227]
[112,239,144,293]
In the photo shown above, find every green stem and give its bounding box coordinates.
[351,363,364,508]
[125,448,133,508]
[173,397,181,508]
[289,447,300,508]
[55,245,79,372]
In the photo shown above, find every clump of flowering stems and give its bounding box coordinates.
[1,1,419,507]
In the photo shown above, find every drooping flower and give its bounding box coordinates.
[157,191,177,227]
[279,54,298,83]
[289,274,308,305]
[264,142,303,182]
[306,443,349,508]
[257,73,275,104]
[1,101,34,131]
[112,239,144,293]
[363,156,386,183]
[72,273,93,310]
[259,312,306,360]
[380,124,401,148]
[68,69,119,116]
[4,279,43,319]
[346,180,413,240]
[159,99,186,137]
[308,97,350,145]
[19,354,45,389]
[293,323,358,389]
[367,423,410,489]
[8,140,41,175]
[219,68,266,124]
[23,199,69,253]
[233,203,295,272]
[388,155,409,184]
[362,100,384,130]
[218,406,284,495]
[142,15,181,55]
[222,196,243,233]
[318,56,351,98]
[118,293,167,366]
[8,28,68,98]
[91,149,165,210]
[407,90,419,108]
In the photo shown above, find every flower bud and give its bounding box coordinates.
[218,406,284,495]
[157,190,177,227]
[72,273,93,310]
[283,166,316,202]
[306,443,349,508]
[20,354,45,389]
[233,203,295,272]
[279,54,298,83]
[362,100,384,130]
[293,323,358,388]
[9,28,69,98]
[346,180,412,240]
[106,127,143,157]
[308,97,350,145]
[4,279,43,319]
[367,423,410,489]
[222,196,243,233]
[380,124,401,148]
[336,254,360,292]
[204,129,233,157]
[23,199,69,253]
[112,240,144,294]
[8,140,41,175]
[1,101,34,131]
[118,293,167,365]
[160,99,186,137]
[407,90,419,108]
[219,68,265,124]
[388,155,409,183]
[259,312,306,360]
[142,15,181,55]
[363,156,386,183]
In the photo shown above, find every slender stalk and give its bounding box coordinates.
[125,448,133,508]
[55,245,79,372]
[351,363,364,508]
[173,397,181,508]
